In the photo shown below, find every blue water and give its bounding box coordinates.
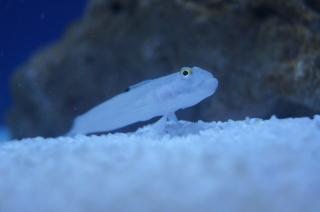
[0,0,88,126]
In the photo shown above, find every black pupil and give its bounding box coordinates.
[182,70,189,76]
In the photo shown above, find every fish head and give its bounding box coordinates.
[157,66,219,112]
[180,66,218,97]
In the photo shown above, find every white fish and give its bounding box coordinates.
[68,67,218,135]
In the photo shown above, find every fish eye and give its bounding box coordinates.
[180,68,192,77]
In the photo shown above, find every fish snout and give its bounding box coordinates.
[191,66,218,95]
[206,76,218,95]
[200,70,218,93]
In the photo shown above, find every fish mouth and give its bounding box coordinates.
[204,77,218,95]
[211,77,218,92]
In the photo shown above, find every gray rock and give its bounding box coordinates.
[7,0,320,138]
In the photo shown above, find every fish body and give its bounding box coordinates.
[68,67,218,135]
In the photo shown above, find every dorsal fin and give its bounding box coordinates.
[125,80,151,92]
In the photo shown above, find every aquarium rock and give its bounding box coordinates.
[8,0,320,138]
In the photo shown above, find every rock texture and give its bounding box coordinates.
[8,0,320,138]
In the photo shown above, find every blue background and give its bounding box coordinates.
[0,0,88,126]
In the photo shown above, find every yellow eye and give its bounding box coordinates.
[180,68,192,77]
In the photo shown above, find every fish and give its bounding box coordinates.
[68,66,218,135]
